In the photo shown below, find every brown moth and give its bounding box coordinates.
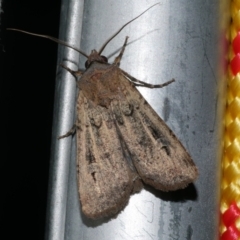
[8,3,198,220]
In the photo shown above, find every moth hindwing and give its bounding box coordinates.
[60,34,198,219]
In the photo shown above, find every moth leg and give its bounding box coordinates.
[114,36,129,66]
[60,63,83,78]
[122,69,175,89]
[58,124,76,139]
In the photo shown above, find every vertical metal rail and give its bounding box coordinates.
[45,1,84,240]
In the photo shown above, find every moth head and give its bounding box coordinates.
[85,50,108,68]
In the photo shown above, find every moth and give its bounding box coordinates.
[8,3,198,220]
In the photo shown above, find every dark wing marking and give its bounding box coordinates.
[108,70,198,191]
[76,92,141,219]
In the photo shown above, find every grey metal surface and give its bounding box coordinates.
[46,1,84,240]
[47,0,223,239]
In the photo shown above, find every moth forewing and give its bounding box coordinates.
[119,71,198,191]
[76,91,138,219]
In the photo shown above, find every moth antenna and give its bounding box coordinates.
[98,2,160,55]
[7,28,89,58]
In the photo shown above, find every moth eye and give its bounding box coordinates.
[85,60,89,68]
[100,55,108,63]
